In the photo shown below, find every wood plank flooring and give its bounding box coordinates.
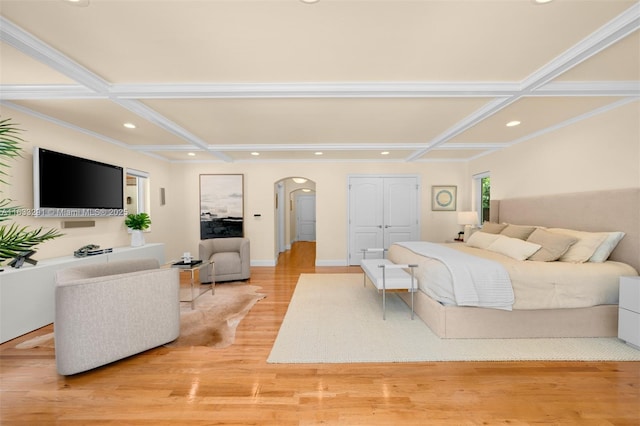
[1,241,639,425]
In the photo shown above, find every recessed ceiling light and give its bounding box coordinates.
[302,189,311,193]
[300,0,319,3]
[66,0,90,7]
[251,152,260,156]
[506,120,521,127]
[123,122,136,129]
[292,177,307,184]
[314,152,323,156]
[533,0,553,4]
[381,151,390,155]
[187,152,196,157]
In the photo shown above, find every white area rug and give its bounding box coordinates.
[267,273,640,363]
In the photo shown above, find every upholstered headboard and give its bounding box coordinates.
[489,188,640,272]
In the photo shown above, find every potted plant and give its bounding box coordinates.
[124,212,151,247]
[0,117,62,264]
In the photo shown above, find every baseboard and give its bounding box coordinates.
[315,259,349,267]
[250,259,277,267]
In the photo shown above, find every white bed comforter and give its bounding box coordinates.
[389,242,638,310]
[395,241,514,311]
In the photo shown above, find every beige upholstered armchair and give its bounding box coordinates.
[198,237,250,282]
[54,258,180,375]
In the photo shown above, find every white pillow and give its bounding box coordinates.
[465,231,501,249]
[547,228,609,263]
[589,231,625,263]
[487,235,542,261]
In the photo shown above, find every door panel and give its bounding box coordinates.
[297,195,316,241]
[349,176,419,265]
[349,178,384,264]
[384,177,418,246]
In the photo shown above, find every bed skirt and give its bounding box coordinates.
[397,290,617,339]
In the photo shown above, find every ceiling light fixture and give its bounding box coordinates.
[533,0,553,4]
[381,151,390,155]
[292,177,307,184]
[187,152,196,157]
[506,120,521,127]
[314,152,323,156]
[300,0,319,4]
[66,0,90,7]
[251,152,260,156]
[123,122,136,129]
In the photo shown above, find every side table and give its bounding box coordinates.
[169,259,215,309]
[618,276,640,349]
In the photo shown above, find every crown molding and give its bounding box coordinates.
[0,84,101,100]
[533,81,640,96]
[522,2,639,91]
[0,17,109,93]
[111,82,521,99]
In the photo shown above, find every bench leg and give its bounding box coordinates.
[382,267,386,320]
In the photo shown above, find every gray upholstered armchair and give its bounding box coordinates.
[54,258,180,375]
[199,237,250,282]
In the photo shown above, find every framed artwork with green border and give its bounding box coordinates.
[431,185,457,211]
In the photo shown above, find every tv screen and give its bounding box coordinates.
[34,147,124,217]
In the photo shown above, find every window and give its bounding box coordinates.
[474,172,490,224]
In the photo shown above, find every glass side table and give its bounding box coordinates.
[168,259,214,309]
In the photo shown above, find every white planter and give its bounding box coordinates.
[130,230,145,247]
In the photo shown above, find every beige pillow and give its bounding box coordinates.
[500,224,536,240]
[526,228,578,262]
[589,231,625,263]
[548,228,609,263]
[481,222,507,234]
[466,231,501,249]
[487,235,542,261]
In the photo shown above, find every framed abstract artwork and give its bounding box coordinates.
[431,185,457,211]
[199,174,244,239]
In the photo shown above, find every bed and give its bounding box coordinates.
[388,188,640,338]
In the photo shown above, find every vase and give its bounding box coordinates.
[130,230,145,247]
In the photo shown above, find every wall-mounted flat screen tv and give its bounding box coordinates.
[33,147,124,217]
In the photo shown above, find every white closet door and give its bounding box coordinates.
[384,176,419,246]
[349,177,384,264]
[348,176,419,265]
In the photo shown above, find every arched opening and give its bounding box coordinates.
[274,177,316,264]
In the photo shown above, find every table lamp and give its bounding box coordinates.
[457,211,479,242]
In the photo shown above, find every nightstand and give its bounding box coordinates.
[618,276,640,349]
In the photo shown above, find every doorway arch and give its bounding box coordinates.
[274,177,316,262]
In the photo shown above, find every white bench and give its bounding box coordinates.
[360,249,417,320]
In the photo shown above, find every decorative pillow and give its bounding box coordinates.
[487,235,541,261]
[589,231,625,263]
[526,228,578,262]
[481,222,507,234]
[500,224,537,240]
[547,228,609,263]
[465,231,501,249]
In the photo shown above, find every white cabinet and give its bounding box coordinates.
[0,243,165,343]
[618,276,640,349]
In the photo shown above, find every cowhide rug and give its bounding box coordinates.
[15,283,266,349]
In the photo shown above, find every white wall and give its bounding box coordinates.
[8,98,636,267]
[1,106,178,262]
[173,161,468,266]
[469,100,640,199]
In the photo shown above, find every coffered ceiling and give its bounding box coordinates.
[1,0,638,163]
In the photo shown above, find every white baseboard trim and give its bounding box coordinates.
[315,259,349,267]
[250,259,277,267]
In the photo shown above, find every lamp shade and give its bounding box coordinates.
[457,211,478,226]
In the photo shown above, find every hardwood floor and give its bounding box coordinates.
[1,241,638,425]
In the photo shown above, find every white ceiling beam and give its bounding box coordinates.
[0,16,109,93]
